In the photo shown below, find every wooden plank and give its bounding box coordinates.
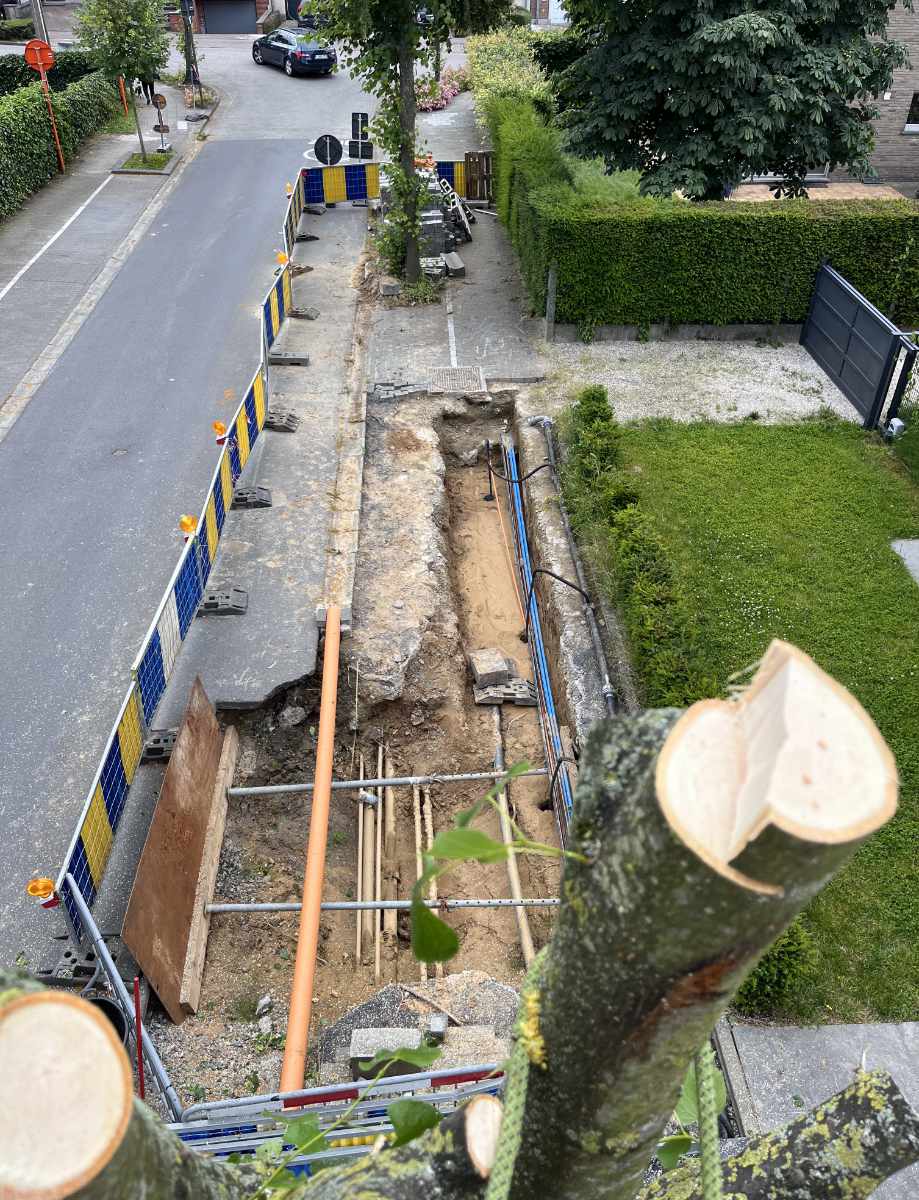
[465,152,481,201]
[122,678,222,1025]
[179,725,239,1015]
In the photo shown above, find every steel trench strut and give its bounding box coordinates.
[207,898,561,913]
[228,766,549,798]
[63,873,182,1119]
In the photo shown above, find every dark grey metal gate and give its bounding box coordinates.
[801,263,915,429]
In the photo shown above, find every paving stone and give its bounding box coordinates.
[468,646,514,688]
[380,275,402,296]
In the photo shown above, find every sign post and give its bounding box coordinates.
[151,93,171,155]
[24,39,65,174]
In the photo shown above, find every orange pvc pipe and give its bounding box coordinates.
[280,606,341,1092]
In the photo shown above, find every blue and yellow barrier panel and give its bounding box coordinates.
[263,261,292,349]
[283,172,307,257]
[56,681,144,940]
[299,161,467,206]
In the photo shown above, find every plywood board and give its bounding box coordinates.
[179,725,238,1015]
[122,678,222,1024]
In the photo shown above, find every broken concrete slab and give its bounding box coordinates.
[380,275,402,297]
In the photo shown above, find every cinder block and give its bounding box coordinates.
[444,252,466,278]
[349,1027,423,1079]
[468,646,515,688]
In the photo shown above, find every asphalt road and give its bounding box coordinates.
[0,39,371,967]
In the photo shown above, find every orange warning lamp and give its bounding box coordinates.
[179,514,197,540]
[275,251,289,266]
[27,877,58,908]
[285,181,293,196]
[213,420,228,444]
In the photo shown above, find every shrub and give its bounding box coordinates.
[466,28,553,119]
[0,70,117,220]
[0,49,98,97]
[505,6,531,25]
[415,67,468,112]
[0,18,34,41]
[734,921,817,1015]
[529,27,581,75]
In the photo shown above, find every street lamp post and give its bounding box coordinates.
[31,0,50,44]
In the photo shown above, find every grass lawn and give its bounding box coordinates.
[583,414,919,1022]
[120,150,172,171]
[101,107,136,135]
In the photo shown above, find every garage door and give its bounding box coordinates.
[203,0,257,33]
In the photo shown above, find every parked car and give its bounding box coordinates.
[252,30,337,76]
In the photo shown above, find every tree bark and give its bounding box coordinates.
[397,37,421,284]
[508,673,895,1200]
[639,1070,919,1200]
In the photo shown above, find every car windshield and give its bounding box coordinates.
[294,36,323,47]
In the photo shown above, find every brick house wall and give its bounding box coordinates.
[868,7,919,181]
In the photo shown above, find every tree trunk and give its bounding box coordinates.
[434,38,442,82]
[3,644,911,1200]
[183,16,195,86]
[129,89,147,162]
[508,641,896,1200]
[640,1070,919,1200]
[397,38,420,284]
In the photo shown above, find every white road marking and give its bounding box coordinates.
[446,308,458,367]
[0,176,114,304]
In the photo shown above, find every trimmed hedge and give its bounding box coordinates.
[470,35,919,332]
[0,49,98,97]
[0,71,118,220]
[0,17,33,41]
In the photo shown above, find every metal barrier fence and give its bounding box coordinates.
[300,160,469,206]
[283,171,306,258]
[55,261,289,944]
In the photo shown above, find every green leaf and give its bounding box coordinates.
[656,1132,693,1170]
[255,1137,285,1162]
[361,1043,443,1071]
[279,1113,327,1153]
[430,827,509,863]
[410,884,460,964]
[675,1058,727,1126]
[387,1099,442,1146]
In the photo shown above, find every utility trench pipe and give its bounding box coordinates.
[280,606,341,1094]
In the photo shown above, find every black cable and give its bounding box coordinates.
[522,568,590,645]
[542,755,577,812]
[484,455,552,485]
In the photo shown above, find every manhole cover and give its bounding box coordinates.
[430,366,486,394]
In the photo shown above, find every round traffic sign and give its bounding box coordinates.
[24,39,55,71]
[152,93,167,110]
[314,133,342,166]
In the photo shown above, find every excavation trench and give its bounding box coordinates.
[149,403,561,1105]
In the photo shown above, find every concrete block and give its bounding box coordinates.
[304,203,326,216]
[380,276,402,297]
[468,646,515,688]
[349,1027,423,1079]
[444,252,466,278]
[428,1013,448,1043]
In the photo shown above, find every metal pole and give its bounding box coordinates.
[64,875,182,1119]
[228,767,548,798]
[493,707,535,966]
[208,898,561,913]
[280,606,341,1093]
[31,0,49,43]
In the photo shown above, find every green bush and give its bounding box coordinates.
[466,34,919,329]
[0,18,34,41]
[529,27,581,75]
[734,921,817,1015]
[0,70,117,220]
[505,6,532,25]
[0,49,98,97]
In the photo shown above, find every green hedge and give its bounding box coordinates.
[470,35,919,332]
[0,71,117,220]
[0,49,98,97]
[0,18,34,41]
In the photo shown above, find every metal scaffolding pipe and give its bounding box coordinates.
[64,873,182,1119]
[228,767,548,798]
[493,706,535,967]
[208,898,561,913]
[280,606,341,1093]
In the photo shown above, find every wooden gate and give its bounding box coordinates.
[464,152,494,203]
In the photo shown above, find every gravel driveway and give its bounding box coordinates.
[544,336,855,424]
